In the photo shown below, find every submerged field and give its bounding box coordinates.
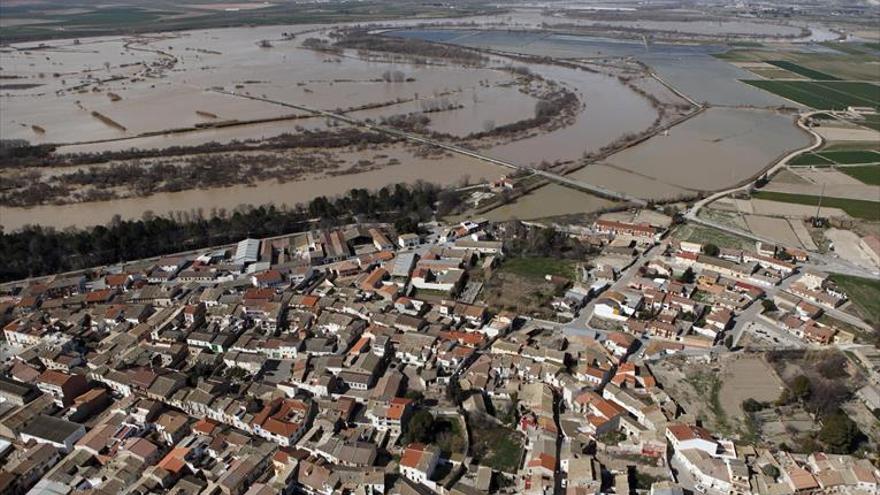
[1,24,836,229]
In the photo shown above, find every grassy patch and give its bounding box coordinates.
[820,42,868,56]
[828,274,880,326]
[674,223,754,250]
[790,152,834,166]
[856,114,880,132]
[500,256,576,280]
[767,60,840,80]
[729,41,763,48]
[751,191,880,221]
[823,140,880,152]
[411,287,453,302]
[742,80,880,110]
[817,314,871,343]
[818,150,880,164]
[470,418,524,473]
[685,371,729,434]
[839,165,880,185]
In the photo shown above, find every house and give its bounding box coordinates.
[604,331,637,358]
[400,443,441,487]
[252,270,285,288]
[593,219,660,243]
[398,234,420,249]
[20,415,86,452]
[594,291,641,321]
[35,370,89,407]
[368,397,412,435]
[0,376,41,405]
[411,267,465,294]
[155,410,191,445]
[666,423,718,456]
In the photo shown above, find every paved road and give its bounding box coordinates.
[213,89,648,205]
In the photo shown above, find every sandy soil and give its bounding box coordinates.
[825,228,880,270]
[746,199,848,218]
[815,125,880,142]
[744,214,805,247]
[788,219,819,251]
[793,168,866,186]
[772,168,812,185]
[718,355,785,417]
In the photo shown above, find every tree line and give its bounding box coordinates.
[0,182,443,282]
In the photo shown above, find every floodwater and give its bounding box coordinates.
[486,62,658,166]
[3,24,666,230]
[393,29,798,107]
[2,21,815,230]
[1,27,533,147]
[0,145,503,230]
[569,108,811,193]
[482,183,614,221]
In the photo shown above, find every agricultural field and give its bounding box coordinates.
[742,80,880,110]
[789,153,835,166]
[857,114,880,131]
[829,274,880,326]
[751,191,880,221]
[766,60,839,80]
[820,150,880,164]
[839,165,880,185]
[717,47,878,80]
[789,149,880,167]
[673,223,755,251]
[0,1,496,42]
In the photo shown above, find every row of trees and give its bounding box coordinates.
[0,182,443,282]
[0,127,395,169]
[334,29,488,66]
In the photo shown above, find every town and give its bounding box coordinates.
[0,211,877,495]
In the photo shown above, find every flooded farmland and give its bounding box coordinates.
[1,20,817,229]
[393,29,798,107]
[0,146,502,230]
[570,107,811,193]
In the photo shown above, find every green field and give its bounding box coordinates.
[828,275,880,326]
[790,153,834,166]
[752,191,880,221]
[818,150,880,164]
[674,223,754,251]
[767,60,840,80]
[839,165,880,185]
[0,1,501,43]
[819,42,872,56]
[823,140,880,152]
[858,114,880,131]
[470,419,524,473]
[743,80,880,110]
[500,256,576,280]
